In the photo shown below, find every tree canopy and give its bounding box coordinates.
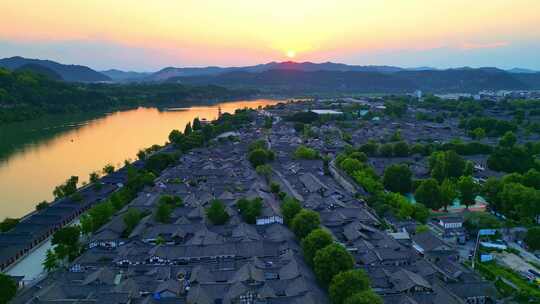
[329,269,371,304]
[383,164,412,194]
[313,243,355,287]
[301,228,334,267]
[205,199,230,225]
[291,209,321,239]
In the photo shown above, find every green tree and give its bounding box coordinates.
[270,182,280,194]
[440,179,457,211]
[429,150,465,182]
[89,171,99,183]
[123,208,142,235]
[184,121,192,135]
[281,196,302,225]
[390,130,402,141]
[313,244,355,287]
[415,178,442,210]
[525,227,540,251]
[392,141,409,157]
[52,226,81,260]
[0,273,17,304]
[340,158,364,175]
[359,140,379,156]
[255,164,272,181]
[159,194,183,207]
[524,169,540,190]
[329,269,371,304]
[236,197,263,224]
[248,139,268,151]
[499,131,517,148]
[0,218,19,232]
[155,202,173,223]
[470,127,486,140]
[35,200,49,211]
[383,164,412,194]
[168,129,183,143]
[155,235,166,245]
[344,291,383,304]
[291,209,320,239]
[248,148,273,167]
[482,177,503,211]
[301,228,333,266]
[53,176,79,199]
[43,248,58,272]
[412,203,430,224]
[102,164,115,175]
[192,117,202,130]
[205,199,230,225]
[458,175,478,208]
[294,145,319,159]
[463,161,474,176]
[379,143,394,157]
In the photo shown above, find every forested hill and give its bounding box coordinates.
[0,68,257,124]
[0,56,110,82]
[168,68,540,93]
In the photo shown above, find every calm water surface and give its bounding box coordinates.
[0,99,280,219]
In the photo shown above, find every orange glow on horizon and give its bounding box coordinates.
[1,0,539,67]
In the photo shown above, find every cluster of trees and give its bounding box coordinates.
[383,100,408,118]
[357,139,492,159]
[459,116,517,137]
[418,96,485,116]
[136,144,163,161]
[236,197,263,224]
[336,149,429,223]
[168,110,254,152]
[428,150,473,182]
[0,68,255,124]
[415,111,445,123]
[415,176,478,210]
[80,166,156,235]
[293,145,319,160]
[247,139,275,167]
[279,192,381,304]
[43,225,82,272]
[0,217,19,232]
[285,111,319,124]
[205,199,230,225]
[481,169,540,224]
[336,150,381,194]
[53,176,79,199]
[487,131,538,173]
[525,227,540,251]
[0,273,17,303]
[123,208,146,236]
[155,195,183,223]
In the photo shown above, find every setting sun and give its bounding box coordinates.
[286,50,296,58]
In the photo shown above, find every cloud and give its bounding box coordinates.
[459,41,509,50]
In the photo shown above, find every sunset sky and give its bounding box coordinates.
[1,0,539,71]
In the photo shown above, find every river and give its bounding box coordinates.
[0,99,281,220]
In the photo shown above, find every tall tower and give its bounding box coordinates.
[218,106,222,118]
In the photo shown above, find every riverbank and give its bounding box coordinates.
[0,99,282,219]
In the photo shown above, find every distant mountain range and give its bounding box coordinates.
[167,68,540,93]
[0,56,110,82]
[1,56,539,92]
[100,69,150,81]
